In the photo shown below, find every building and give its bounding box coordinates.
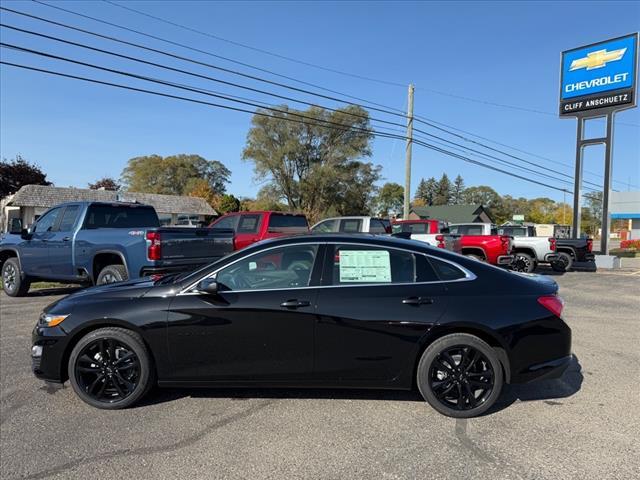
[409,204,494,224]
[610,191,640,240]
[0,184,217,232]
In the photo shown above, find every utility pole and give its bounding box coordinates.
[403,84,414,220]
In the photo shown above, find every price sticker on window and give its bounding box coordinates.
[339,250,391,283]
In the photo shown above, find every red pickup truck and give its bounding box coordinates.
[448,223,514,266]
[209,211,309,250]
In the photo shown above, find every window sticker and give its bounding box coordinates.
[339,250,391,283]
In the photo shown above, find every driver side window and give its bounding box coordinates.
[215,244,319,292]
[33,207,61,233]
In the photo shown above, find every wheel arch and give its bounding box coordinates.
[413,324,512,386]
[461,247,486,259]
[60,320,156,383]
[512,247,536,257]
[556,246,576,258]
[0,248,21,270]
[92,251,129,283]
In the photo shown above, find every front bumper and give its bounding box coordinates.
[32,324,70,383]
[496,255,514,266]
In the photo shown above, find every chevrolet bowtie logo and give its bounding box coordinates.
[569,48,627,71]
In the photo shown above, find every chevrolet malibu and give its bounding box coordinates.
[31,234,571,418]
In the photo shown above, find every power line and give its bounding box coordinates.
[102,0,409,89]
[0,60,581,196]
[100,0,638,129]
[17,4,634,188]
[1,21,597,191]
[0,29,595,191]
[29,0,408,115]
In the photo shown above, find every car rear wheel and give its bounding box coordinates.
[417,333,504,418]
[512,252,535,273]
[96,264,128,285]
[68,327,154,409]
[2,257,30,297]
[550,252,573,272]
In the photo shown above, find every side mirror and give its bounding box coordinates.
[20,227,33,240]
[196,278,218,295]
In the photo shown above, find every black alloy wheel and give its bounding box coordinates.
[68,327,153,409]
[429,346,494,410]
[417,333,504,418]
[551,252,573,272]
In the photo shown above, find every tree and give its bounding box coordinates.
[0,155,51,197]
[582,191,603,237]
[242,105,379,222]
[451,175,465,205]
[121,154,231,195]
[240,185,288,211]
[187,178,216,207]
[414,176,438,205]
[375,182,404,217]
[433,173,452,206]
[215,194,241,214]
[525,197,557,224]
[88,177,120,191]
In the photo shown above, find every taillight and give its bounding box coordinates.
[146,231,161,260]
[500,235,511,253]
[549,238,556,251]
[587,238,593,252]
[435,234,446,249]
[537,295,564,317]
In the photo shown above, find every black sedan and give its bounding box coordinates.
[31,234,571,418]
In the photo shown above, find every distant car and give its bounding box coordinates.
[311,216,391,234]
[496,225,558,273]
[32,234,571,418]
[391,219,448,245]
[210,211,309,250]
[447,223,514,267]
[0,202,234,296]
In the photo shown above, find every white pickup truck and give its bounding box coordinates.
[496,225,558,273]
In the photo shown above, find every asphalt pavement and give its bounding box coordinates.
[1,269,639,479]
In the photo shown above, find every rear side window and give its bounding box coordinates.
[269,214,308,228]
[339,219,363,233]
[83,205,160,229]
[369,219,386,234]
[237,215,261,233]
[312,219,337,233]
[212,215,237,230]
[409,223,428,234]
[58,205,80,232]
[429,257,467,281]
[329,245,438,285]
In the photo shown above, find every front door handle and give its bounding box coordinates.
[62,236,71,242]
[280,299,311,309]
[402,297,434,305]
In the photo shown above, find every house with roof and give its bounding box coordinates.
[409,204,494,224]
[0,184,217,232]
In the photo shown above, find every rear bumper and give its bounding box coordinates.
[496,255,514,266]
[544,253,559,262]
[515,355,573,383]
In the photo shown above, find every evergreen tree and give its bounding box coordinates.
[433,173,452,205]
[451,175,465,204]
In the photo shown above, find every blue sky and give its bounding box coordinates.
[1,0,639,204]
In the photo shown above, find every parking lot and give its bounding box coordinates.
[1,269,638,480]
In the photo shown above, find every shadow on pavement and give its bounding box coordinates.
[140,355,584,413]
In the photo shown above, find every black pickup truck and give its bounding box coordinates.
[0,201,234,296]
[549,237,596,272]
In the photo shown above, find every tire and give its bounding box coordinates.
[511,252,535,273]
[465,254,485,262]
[68,327,154,409]
[1,257,30,297]
[417,333,504,418]
[96,264,128,285]
[550,252,573,273]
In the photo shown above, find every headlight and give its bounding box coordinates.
[39,313,69,327]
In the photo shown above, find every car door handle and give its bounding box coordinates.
[62,237,71,241]
[402,297,434,305]
[280,299,311,309]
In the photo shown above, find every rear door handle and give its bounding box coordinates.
[62,237,71,242]
[402,297,434,305]
[280,299,311,309]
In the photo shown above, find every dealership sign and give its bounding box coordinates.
[560,33,638,115]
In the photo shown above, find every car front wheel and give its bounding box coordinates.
[417,333,504,418]
[96,264,128,285]
[68,327,154,409]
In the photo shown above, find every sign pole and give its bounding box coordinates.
[403,84,414,220]
[572,117,584,239]
[601,111,615,254]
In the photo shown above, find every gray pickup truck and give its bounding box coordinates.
[0,201,234,296]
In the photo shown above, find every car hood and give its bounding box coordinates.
[64,277,156,300]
